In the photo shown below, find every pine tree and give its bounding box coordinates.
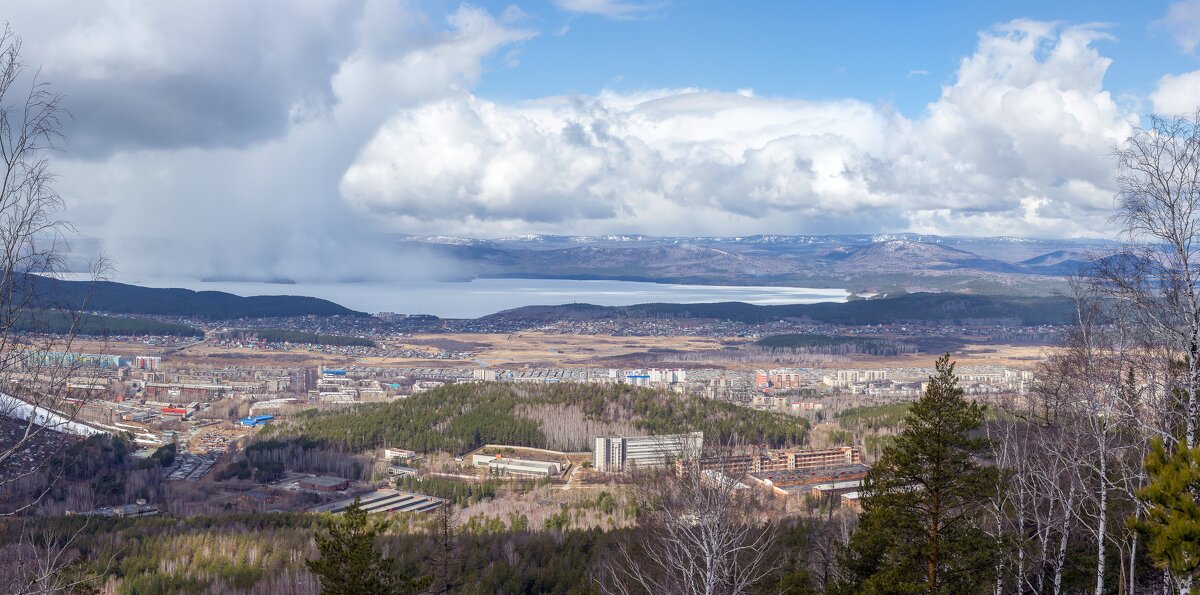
[1132,438,1200,592]
[306,499,429,595]
[839,354,998,594]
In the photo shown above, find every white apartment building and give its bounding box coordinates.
[593,431,703,472]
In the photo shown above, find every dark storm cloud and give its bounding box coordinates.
[7,1,364,157]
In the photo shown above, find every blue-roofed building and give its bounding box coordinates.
[239,415,275,427]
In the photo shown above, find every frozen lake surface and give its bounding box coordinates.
[101,276,849,319]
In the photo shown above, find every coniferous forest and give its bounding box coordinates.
[271,383,810,454]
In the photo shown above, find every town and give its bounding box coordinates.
[0,325,1039,523]
[3,1,1195,592]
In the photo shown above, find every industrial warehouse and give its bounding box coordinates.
[310,489,444,515]
[467,445,572,478]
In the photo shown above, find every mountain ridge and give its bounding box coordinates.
[480,292,1077,326]
[399,233,1114,294]
[19,275,370,319]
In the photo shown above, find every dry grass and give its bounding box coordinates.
[815,343,1054,370]
[51,338,164,357]
[443,332,728,367]
[66,331,1052,371]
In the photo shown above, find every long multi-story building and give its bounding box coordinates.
[755,368,807,390]
[775,446,861,471]
[829,369,889,387]
[748,464,871,497]
[594,431,703,472]
[23,350,123,369]
[684,446,862,477]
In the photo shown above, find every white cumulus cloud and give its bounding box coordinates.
[1151,70,1200,114]
[3,7,1163,282]
[341,21,1136,239]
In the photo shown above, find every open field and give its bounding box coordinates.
[139,332,735,370]
[45,338,178,357]
[432,332,730,367]
[163,343,364,368]
[813,343,1052,370]
[60,332,1053,371]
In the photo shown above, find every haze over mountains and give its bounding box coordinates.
[26,273,1076,327]
[400,233,1112,294]
[37,233,1108,326]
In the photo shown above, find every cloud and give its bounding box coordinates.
[1151,70,1200,114]
[907,69,930,77]
[8,11,1152,284]
[1162,0,1200,52]
[6,1,534,159]
[342,21,1135,239]
[4,1,374,157]
[40,1,534,281]
[552,0,666,19]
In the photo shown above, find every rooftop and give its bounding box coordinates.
[310,489,443,514]
[299,476,349,488]
[749,464,870,489]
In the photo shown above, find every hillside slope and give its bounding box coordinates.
[401,234,1110,294]
[20,275,368,319]
[272,383,809,453]
[484,292,1077,326]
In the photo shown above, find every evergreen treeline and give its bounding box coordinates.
[14,309,203,336]
[274,383,809,454]
[754,334,916,356]
[15,274,367,319]
[220,328,375,347]
[218,437,371,482]
[488,292,1076,325]
[835,403,910,431]
[393,477,501,508]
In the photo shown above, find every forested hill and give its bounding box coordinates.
[270,383,810,453]
[19,275,368,319]
[483,292,1077,326]
[14,310,203,337]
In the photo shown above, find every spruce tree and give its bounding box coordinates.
[306,499,429,595]
[1132,438,1200,590]
[839,354,998,594]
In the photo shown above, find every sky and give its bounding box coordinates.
[3,0,1200,281]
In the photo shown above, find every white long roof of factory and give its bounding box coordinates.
[310,489,442,514]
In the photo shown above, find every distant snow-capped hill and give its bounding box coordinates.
[389,233,1113,294]
[397,235,494,247]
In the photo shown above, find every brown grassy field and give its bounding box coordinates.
[53,338,171,357]
[147,332,733,370]
[441,332,729,367]
[815,343,1053,370]
[63,332,1052,371]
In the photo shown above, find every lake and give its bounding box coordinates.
[103,276,849,319]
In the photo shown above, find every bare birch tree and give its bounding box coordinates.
[987,290,1117,595]
[598,438,779,595]
[1100,110,1200,448]
[1085,110,1200,593]
[0,23,111,594]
